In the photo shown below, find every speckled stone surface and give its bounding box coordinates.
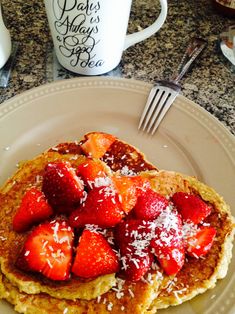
[0,0,234,135]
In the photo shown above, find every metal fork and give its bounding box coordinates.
[138,38,207,135]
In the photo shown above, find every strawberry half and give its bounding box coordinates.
[152,245,185,276]
[114,218,154,281]
[185,226,216,258]
[77,159,107,188]
[72,229,119,279]
[133,188,169,220]
[172,192,212,224]
[112,176,151,214]
[112,176,139,214]
[16,220,74,281]
[150,209,185,276]
[69,186,124,228]
[80,132,116,158]
[42,161,84,210]
[13,187,53,232]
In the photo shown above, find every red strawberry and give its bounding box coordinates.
[185,226,216,258]
[114,219,154,281]
[133,188,169,220]
[172,192,211,224]
[112,176,139,214]
[81,132,116,158]
[134,176,151,196]
[112,175,151,214]
[69,186,124,228]
[16,220,74,281]
[150,209,185,276]
[13,187,53,232]
[77,159,107,188]
[42,161,84,210]
[72,229,119,279]
[152,245,185,276]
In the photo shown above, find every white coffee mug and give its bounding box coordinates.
[0,3,11,69]
[44,0,167,75]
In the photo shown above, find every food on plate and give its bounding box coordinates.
[0,132,234,314]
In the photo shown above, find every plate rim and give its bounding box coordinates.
[1,76,234,138]
[0,76,234,314]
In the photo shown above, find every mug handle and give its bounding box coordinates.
[124,0,167,50]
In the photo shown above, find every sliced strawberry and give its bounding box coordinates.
[16,220,74,281]
[72,229,119,279]
[152,245,185,276]
[13,187,53,232]
[133,188,169,220]
[112,176,138,214]
[42,161,84,210]
[114,219,154,281]
[112,175,151,214]
[134,176,151,196]
[150,209,185,276]
[69,186,124,228]
[77,159,107,188]
[81,132,116,158]
[172,192,211,224]
[185,226,216,258]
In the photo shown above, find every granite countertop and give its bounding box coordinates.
[0,0,234,135]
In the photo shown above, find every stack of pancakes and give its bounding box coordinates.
[0,133,234,314]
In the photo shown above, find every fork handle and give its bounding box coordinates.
[171,38,207,84]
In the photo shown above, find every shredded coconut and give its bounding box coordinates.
[119,166,136,176]
[128,288,135,298]
[107,302,113,311]
[112,278,125,299]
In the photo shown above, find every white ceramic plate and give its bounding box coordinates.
[0,77,234,314]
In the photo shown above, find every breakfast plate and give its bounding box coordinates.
[0,77,234,314]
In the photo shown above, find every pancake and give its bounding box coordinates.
[0,133,234,314]
[0,152,117,300]
[49,132,157,173]
[144,171,235,311]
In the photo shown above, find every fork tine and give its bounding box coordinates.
[142,89,165,131]
[146,89,169,133]
[138,86,158,130]
[150,92,178,135]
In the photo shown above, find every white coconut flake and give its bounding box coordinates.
[70,155,79,160]
[173,291,183,303]
[42,240,49,249]
[35,175,42,183]
[107,302,113,311]
[84,224,101,233]
[46,259,53,269]
[52,222,60,243]
[80,191,88,204]
[94,177,113,188]
[120,166,136,176]
[128,288,135,298]
[112,278,125,299]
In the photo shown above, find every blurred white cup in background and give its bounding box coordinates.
[0,3,11,69]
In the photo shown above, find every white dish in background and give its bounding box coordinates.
[0,77,234,314]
